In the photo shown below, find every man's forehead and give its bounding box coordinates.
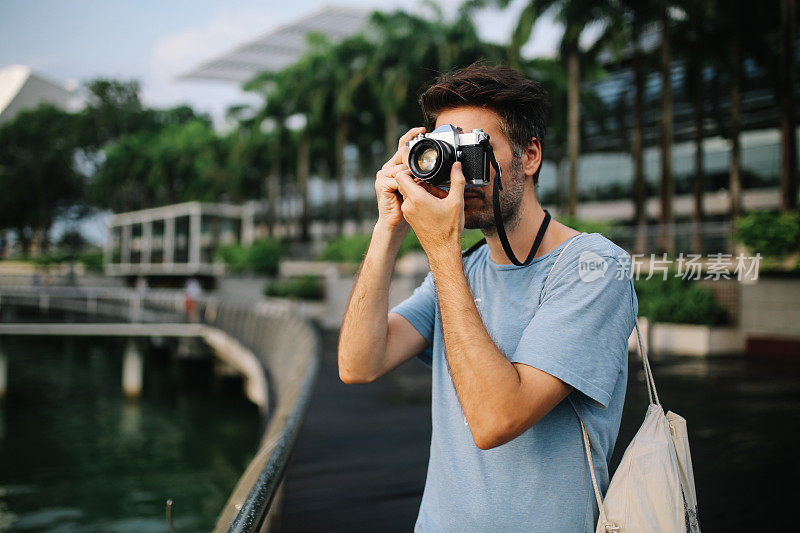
[434,106,502,132]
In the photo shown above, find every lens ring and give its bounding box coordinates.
[409,139,442,179]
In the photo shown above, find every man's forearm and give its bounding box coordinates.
[338,220,407,383]
[428,245,524,448]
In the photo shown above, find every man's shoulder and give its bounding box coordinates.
[559,232,629,266]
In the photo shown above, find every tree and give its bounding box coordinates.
[497,0,619,216]
[780,0,798,211]
[673,0,720,254]
[90,119,227,212]
[0,104,85,254]
[658,5,675,253]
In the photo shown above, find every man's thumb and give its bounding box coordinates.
[448,162,466,200]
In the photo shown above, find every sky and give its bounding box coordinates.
[0,0,565,127]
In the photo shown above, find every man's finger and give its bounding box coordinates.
[419,182,448,199]
[399,145,410,168]
[397,126,426,151]
[447,162,466,204]
[395,169,424,200]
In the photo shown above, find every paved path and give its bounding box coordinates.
[275,329,432,533]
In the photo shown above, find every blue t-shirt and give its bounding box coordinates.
[390,233,637,532]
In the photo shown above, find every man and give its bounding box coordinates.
[338,64,637,531]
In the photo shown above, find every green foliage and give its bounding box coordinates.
[557,216,615,235]
[0,104,85,251]
[461,229,485,250]
[78,250,104,272]
[215,238,287,276]
[736,210,800,257]
[248,239,287,276]
[320,233,373,262]
[90,119,229,212]
[320,230,430,263]
[634,275,729,326]
[265,275,325,300]
[215,243,250,274]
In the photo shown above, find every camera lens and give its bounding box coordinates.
[408,138,455,185]
[417,147,438,172]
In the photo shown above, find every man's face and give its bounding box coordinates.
[434,106,528,233]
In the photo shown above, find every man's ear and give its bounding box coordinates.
[522,138,542,178]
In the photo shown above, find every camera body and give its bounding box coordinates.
[407,124,491,188]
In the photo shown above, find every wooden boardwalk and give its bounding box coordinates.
[275,329,433,533]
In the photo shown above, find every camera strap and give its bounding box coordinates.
[481,139,551,266]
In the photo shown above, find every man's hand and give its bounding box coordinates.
[375,126,426,231]
[395,161,466,262]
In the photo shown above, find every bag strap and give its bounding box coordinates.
[542,236,658,532]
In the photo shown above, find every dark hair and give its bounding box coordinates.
[418,64,549,185]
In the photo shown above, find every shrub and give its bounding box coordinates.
[320,233,373,262]
[215,238,286,275]
[736,210,800,257]
[634,275,729,326]
[461,229,484,250]
[248,238,286,276]
[558,216,614,235]
[265,275,325,300]
[78,250,104,272]
[320,230,428,263]
[215,243,249,273]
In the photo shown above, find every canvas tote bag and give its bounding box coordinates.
[545,235,700,533]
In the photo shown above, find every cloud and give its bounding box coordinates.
[144,5,296,124]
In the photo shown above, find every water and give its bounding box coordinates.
[0,337,261,532]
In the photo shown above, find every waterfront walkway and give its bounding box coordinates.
[276,329,432,532]
[276,329,800,532]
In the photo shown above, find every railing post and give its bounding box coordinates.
[0,339,6,401]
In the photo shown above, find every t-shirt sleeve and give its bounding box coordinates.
[510,254,635,409]
[390,271,436,366]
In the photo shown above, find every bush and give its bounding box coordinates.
[558,216,615,235]
[634,275,729,326]
[215,238,286,275]
[320,230,428,263]
[265,275,325,300]
[736,210,800,257]
[78,250,104,272]
[215,243,250,273]
[320,233,373,262]
[248,238,286,276]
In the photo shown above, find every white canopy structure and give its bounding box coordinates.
[0,65,73,124]
[180,5,371,84]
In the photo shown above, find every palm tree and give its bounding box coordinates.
[658,5,675,254]
[673,0,719,254]
[780,0,798,211]
[496,0,618,217]
[246,43,335,241]
[614,1,660,254]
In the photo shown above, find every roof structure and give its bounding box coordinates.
[0,65,73,123]
[180,5,371,85]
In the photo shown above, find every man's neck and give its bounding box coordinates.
[484,196,575,265]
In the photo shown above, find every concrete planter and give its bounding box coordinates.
[650,322,743,357]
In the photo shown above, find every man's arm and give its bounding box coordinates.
[338,127,429,384]
[429,249,573,449]
[337,220,428,384]
[395,164,572,450]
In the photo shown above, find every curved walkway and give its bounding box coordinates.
[276,329,433,532]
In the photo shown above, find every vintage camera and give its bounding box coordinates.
[407,124,492,188]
